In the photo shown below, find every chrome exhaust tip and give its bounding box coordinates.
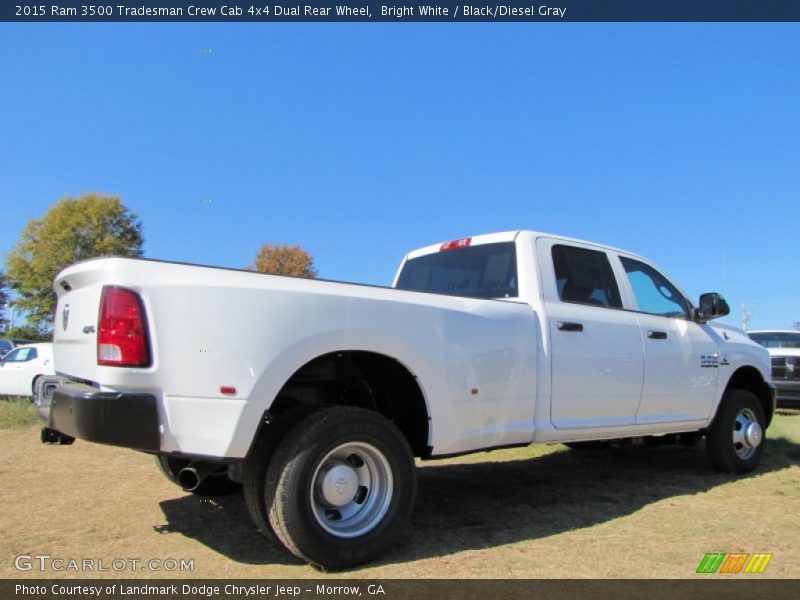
[176,462,221,491]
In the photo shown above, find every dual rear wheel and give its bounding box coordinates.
[242,406,417,569]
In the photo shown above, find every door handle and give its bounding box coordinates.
[647,330,668,340]
[557,321,584,332]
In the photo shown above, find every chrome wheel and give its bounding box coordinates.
[707,390,766,474]
[732,408,762,460]
[260,407,417,568]
[310,442,393,538]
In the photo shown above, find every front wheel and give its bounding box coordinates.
[251,406,417,569]
[706,389,766,473]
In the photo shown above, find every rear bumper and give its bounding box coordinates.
[47,382,159,451]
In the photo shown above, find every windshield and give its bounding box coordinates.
[395,242,518,299]
[2,347,38,362]
[748,332,800,349]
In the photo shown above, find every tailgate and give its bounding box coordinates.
[52,258,108,381]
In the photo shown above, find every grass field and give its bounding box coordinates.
[1,397,798,579]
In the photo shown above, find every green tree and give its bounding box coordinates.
[4,324,51,343]
[5,194,144,328]
[251,244,317,278]
[0,272,8,332]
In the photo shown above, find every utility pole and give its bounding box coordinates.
[741,303,752,331]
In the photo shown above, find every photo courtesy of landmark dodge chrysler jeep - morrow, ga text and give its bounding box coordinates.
[35,231,775,568]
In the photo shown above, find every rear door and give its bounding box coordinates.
[538,238,645,428]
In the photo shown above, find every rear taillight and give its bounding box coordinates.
[97,286,151,367]
[440,237,472,251]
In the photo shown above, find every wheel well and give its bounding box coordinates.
[723,366,775,427]
[268,351,430,457]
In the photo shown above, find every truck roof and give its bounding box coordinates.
[404,230,643,261]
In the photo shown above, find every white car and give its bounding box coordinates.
[0,343,55,396]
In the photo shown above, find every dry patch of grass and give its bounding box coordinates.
[1,408,798,579]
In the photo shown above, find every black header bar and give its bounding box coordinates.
[5,1,800,23]
[4,579,800,600]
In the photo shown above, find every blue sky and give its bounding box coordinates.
[1,23,798,330]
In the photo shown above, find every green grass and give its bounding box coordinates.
[771,408,800,436]
[769,409,800,463]
[0,396,40,429]
[0,405,797,578]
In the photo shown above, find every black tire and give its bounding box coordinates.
[242,405,318,536]
[706,389,766,473]
[252,406,417,569]
[155,456,241,496]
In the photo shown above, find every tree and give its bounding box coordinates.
[4,324,51,343]
[251,244,317,278]
[0,272,8,332]
[5,194,144,328]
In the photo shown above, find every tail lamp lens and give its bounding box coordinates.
[97,286,151,367]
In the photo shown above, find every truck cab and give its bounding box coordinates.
[394,231,774,442]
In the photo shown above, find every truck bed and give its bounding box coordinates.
[53,257,539,458]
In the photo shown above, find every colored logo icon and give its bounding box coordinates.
[696,552,773,574]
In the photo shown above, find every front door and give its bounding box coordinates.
[616,256,720,423]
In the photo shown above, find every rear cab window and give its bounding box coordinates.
[395,242,518,299]
[551,244,622,309]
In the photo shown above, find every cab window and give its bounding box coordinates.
[396,242,518,299]
[552,245,622,309]
[620,257,689,318]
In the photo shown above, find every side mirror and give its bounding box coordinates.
[696,292,730,322]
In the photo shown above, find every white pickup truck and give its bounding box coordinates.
[38,230,775,568]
